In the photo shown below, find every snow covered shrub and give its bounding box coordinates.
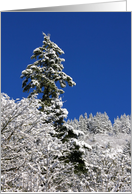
[86,145,131,192]
[1,93,75,192]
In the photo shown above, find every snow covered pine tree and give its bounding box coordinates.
[21,32,90,174]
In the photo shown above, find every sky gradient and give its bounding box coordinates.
[1,12,131,124]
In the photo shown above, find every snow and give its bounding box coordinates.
[105,147,123,159]
[72,129,84,136]
[33,48,41,53]
[62,108,68,118]
[81,141,92,150]
[49,49,56,55]
[22,69,32,74]
[72,138,92,150]
[32,80,40,87]
[33,61,39,65]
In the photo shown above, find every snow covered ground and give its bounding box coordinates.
[89,132,130,146]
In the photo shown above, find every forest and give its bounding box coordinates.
[1,33,131,192]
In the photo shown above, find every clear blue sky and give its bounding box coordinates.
[1,12,131,124]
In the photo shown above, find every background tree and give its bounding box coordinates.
[113,114,131,134]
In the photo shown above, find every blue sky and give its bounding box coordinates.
[1,12,131,124]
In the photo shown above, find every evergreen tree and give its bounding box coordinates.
[113,114,131,134]
[113,116,120,135]
[119,114,131,134]
[21,33,89,174]
[87,112,113,134]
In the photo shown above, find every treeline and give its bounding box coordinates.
[67,112,131,135]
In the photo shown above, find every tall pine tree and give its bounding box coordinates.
[21,32,90,174]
